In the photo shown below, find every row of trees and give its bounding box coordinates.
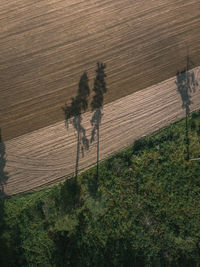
[62,62,107,188]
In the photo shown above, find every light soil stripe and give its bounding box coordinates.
[2,66,200,196]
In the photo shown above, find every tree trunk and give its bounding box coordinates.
[185,111,190,160]
[97,119,99,181]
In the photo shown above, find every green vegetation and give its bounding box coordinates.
[0,110,200,267]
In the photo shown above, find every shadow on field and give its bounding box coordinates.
[0,129,8,198]
[90,62,107,189]
[176,57,198,160]
[62,73,90,179]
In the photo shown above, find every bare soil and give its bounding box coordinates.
[2,67,200,196]
[0,0,200,141]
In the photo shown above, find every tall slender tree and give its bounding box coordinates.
[176,56,197,160]
[63,72,90,178]
[90,62,107,181]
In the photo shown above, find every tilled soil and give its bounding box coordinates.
[0,0,200,140]
[2,67,200,196]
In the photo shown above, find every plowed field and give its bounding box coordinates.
[2,67,200,196]
[0,0,200,140]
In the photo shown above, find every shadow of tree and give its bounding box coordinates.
[87,171,99,199]
[90,62,107,189]
[60,177,81,210]
[176,57,198,160]
[62,72,90,178]
[0,129,8,198]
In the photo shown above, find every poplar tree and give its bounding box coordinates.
[90,62,107,182]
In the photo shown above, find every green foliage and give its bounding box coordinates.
[0,110,200,266]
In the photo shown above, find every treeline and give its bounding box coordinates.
[0,110,200,266]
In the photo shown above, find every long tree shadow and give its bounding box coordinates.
[176,57,198,160]
[90,62,107,190]
[62,72,90,179]
[0,129,8,198]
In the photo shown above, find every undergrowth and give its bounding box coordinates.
[0,110,200,266]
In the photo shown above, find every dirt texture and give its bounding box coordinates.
[1,67,200,196]
[0,0,200,141]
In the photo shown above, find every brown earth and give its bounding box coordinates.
[0,0,200,141]
[2,67,200,196]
